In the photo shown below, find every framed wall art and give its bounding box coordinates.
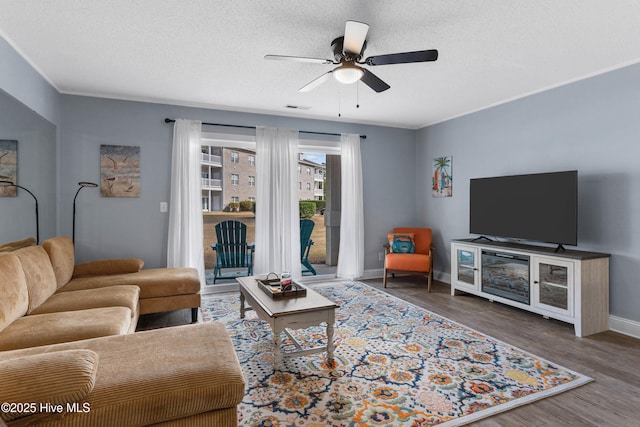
[0,140,18,197]
[432,155,452,198]
[100,144,140,197]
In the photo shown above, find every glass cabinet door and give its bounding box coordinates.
[456,248,477,286]
[533,257,574,316]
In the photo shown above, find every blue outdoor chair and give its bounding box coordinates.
[300,219,317,275]
[211,220,254,283]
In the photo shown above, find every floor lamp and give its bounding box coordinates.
[0,180,39,244]
[73,181,98,244]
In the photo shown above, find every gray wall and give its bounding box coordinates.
[0,36,59,245]
[0,37,60,126]
[0,90,57,243]
[416,62,640,322]
[59,95,417,269]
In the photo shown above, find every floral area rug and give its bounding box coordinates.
[201,281,591,426]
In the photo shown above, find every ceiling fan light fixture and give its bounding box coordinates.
[333,63,364,84]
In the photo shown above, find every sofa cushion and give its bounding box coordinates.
[41,236,75,289]
[0,237,36,253]
[387,232,416,253]
[0,253,29,331]
[393,227,432,255]
[385,253,431,272]
[73,257,144,278]
[61,267,201,299]
[30,285,140,318]
[0,307,132,351]
[0,350,98,422]
[0,323,245,426]
[12,246,58,313]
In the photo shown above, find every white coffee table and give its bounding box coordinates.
[236,275,338,366]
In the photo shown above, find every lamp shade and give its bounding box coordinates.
[333,63,364,84]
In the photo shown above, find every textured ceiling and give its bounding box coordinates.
[1,0,639,129]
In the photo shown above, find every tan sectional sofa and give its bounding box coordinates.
[0,237,246,426]
[0,247,139,351]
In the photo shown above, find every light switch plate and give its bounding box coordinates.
[160,202,168,212]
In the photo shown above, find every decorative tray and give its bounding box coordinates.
[257,276,307,300]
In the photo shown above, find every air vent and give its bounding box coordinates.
[285,105,311,110]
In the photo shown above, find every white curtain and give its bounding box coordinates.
[167,119,205,286]
[254,127,302,279]
[336,133,364,279]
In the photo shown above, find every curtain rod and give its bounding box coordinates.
[163,118,366,139]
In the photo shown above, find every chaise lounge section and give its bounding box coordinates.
[0,323,245,426]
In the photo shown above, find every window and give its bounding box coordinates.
[306,167,311,175]
[231,151,239,163]
[248,155,255,166]
[231,174,239,185]
[298,166,301,174]
[248,176,255,187]
[231,196,239,202]
[306,182,311,191]
[249,197,255,202]
[298,182,302,190]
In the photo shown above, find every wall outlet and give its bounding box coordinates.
[378,252,384,262]
[160,202,168,213]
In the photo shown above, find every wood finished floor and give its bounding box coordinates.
[136,277,640,426]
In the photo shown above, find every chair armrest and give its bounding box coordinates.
[73,258,144,278]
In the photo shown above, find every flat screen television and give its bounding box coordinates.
[469,170,578,247]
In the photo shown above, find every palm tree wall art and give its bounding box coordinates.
[432,156,452,197]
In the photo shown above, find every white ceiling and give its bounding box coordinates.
[1,1,639,129]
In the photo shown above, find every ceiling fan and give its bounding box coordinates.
[265,20,438,93]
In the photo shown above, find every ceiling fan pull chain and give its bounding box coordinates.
[356,81,360,109]
[338,87,342,117]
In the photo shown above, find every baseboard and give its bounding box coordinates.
[609,315,640,339]
[361,268,449,282]
[362,268,384,279]
[434,270,451,284]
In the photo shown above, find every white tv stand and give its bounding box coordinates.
[451,239,610,337]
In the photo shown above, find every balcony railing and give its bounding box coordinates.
[314,189,324,197]
[201,178,222,190]
[201,153,222,166]
[314,173,324,181]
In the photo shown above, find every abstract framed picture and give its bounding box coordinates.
[100,144,140,197]
[432,155,452,197]
[0,140,18,197]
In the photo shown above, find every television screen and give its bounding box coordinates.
[470,170,578,246]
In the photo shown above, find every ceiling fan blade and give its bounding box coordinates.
[360,69,390,93]
[265,54,333,65]
[299,71,333,92]
[365,49,438,66]
[343,20,369,56]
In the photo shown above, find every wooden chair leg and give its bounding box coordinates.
[383,267,388,288]
[427,270,433,293]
